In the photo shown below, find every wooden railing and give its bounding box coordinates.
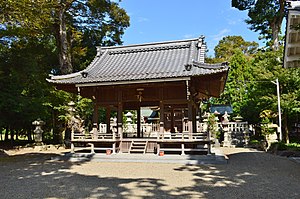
[71,121,248,142]
[156,132,208,141]
[72,129,119,141]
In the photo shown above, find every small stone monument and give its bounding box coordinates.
[125,111,134,133]
[222,111,232,147]
[222,111,230,123]
[32,118,45,144]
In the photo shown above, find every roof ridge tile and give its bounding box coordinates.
[108,43,191,55]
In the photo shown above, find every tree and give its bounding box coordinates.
[0,0,130,74]
[216,49,255,114]
[0,37,57,141]
[232,0,285,50]
[207,36,257,115]
[214,35,258,61]
[242,47,300,143]
[0,0,130,144]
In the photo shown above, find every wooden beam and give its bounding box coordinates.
[163,99,188,105]
[75,77,190,87]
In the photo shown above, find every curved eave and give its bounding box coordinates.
[47,66,228,88]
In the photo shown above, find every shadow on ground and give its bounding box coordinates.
[1,153,183,198]
[1,150,300,198]
[174,151,300,198]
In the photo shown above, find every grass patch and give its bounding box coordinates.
[271,142,300,151]
[249,139,260,145]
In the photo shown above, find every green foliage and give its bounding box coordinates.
[207,113,219,139]
[0,0,130,74]
[0,38,56,131]
[209,49,250,117]
[75,96,93,121]
[232,0,285,49]
[43,90,94,142]
[260,110,277,136]
[249,139,259,145]
[209,34,300,143]
[214,35,258,60]
[0,0,129,144]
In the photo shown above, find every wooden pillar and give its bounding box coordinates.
[112,142,116,154]
[159,101,164,138]
[92,103,99,125]
[157,143,160,155]
[117,103,123,139]
[106,106,111,134]
[71,143,75,153]
[181,143,185,155]
[159,86,164,139]
[137,106,141,138]
[118,89,123,140]
[192,105,197,133]
[92,103,99,140]
[171,107,175,131]
[188,102,193,137]
[186,80,193,138]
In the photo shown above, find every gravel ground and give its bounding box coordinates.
[1,147,300,199]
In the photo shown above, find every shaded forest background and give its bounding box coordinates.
[0,0,300,145]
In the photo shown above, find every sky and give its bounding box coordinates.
[118,0,263,56]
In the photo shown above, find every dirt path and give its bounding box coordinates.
[1,147,299,199]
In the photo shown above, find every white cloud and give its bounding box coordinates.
[226,17,243,25]
[137,17,149,22]
[227,18,237,25]
[183,34,196,39]
[211,29,231,41]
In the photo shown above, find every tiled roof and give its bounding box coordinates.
[48,36,229,85]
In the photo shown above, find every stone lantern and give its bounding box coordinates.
[125,111,133,134]
[222,111,232,147]
[32,118,45,144]
[125,111,133,123]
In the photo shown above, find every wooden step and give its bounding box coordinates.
[129,141,148,154]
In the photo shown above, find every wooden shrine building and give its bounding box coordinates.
[48,36,229,155]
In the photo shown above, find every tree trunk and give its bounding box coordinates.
[270,0,285,51]
[10,130,14,141]
[271,24,280,51]
[15,130,19,140]
[283,111,290,144]
[5,127,9,141]
[27,130,32,141]
[55,1,73,74]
